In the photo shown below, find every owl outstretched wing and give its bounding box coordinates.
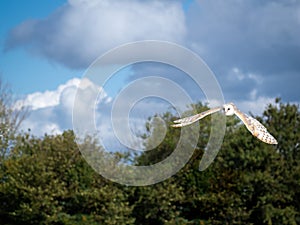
[234,109,278,145]
[172,107,222,127]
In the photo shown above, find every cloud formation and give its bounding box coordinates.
[187,0,300,72]
[17,79,80,110]
[185,0,300,102]
[4,0,300,138]
[5,0,300,103]
[17,76,172,152]
[18,78,111,136]
[5,0,186,69]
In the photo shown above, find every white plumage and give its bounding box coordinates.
[172,102,278,145]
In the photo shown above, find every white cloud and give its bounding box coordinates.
[18,77,111,136]
[228,67,263,84]
[16,78,81,110]
[236,96,275,116]
[5,0,186,69]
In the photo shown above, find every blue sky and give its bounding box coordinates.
[1,0,300,141]
[0,0,76,94]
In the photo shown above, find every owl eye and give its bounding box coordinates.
[227,107,230,111]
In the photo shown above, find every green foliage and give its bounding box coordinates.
[135,99,300,224]
[0,131,134,225]
[129,179,185,225]
[0,99,299,224]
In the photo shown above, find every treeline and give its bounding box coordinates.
[0,99,299,224]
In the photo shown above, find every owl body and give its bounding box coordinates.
[172,102,278,145]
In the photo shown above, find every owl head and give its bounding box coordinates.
[223,103,235,116]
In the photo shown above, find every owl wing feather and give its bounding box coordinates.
[172,107,222,128]
[234,108,278,145]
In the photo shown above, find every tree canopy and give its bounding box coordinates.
[1,98,299,224]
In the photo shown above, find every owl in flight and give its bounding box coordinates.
[172,103,278,145]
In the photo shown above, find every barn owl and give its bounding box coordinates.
[172,103,278,145]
